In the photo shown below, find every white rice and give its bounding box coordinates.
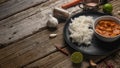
[69,16,94,45]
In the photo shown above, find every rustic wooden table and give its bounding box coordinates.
[0,0,120,68]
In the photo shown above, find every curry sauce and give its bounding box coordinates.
[95,20,120,37]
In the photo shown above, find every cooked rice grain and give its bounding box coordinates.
[69,16,94,45]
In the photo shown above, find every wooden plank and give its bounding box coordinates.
[91,51,120,67]
[0,10,48,45]
[24,51,68,68]
[0,0,75,46]
[95,51,120,68]
[24,1,120,68]
[0,0,81,67]
[111,51,120,68]
[0,23,64,60]
[104,58,120,68]
[52,58,89,68]
[0,0,70,28]
[0,0,72,25]
[0,23,65,68]
[0,0,7,4]
[25,52,120,68]
[111,0,120,18]
[0,0,119,68]
[0,0,72,46]
[52,55,115,68]
[97,62,106,68]
[0,0,118,45]
[52,58,73,68]
[0,0,48,20]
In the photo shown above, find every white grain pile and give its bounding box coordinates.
[69,16,94,45]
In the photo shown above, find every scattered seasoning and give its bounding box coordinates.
[104,60,114,68]
[54,44,69,56]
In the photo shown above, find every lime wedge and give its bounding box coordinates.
[71,52,83,63]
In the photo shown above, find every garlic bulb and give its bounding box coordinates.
[47,14,58,28]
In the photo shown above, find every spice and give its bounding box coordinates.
[104,60,114,68]
[54,44,69,56]
[61,0,81,9]
[53,7,70,20]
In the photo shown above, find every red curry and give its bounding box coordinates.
[95,20,120,37]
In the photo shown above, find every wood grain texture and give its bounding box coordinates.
[105,59,120,68]
[52,58,74,68]
[0,0,76,46]
[0,0,72,45]
[23,1,120,68]
[0,0,48,20]
[0,0,119,68]
[111,0,120,19]
[0,0,7,4]
[0,23,65,68]
[24,51,68,68]
[53,60,90,68]
[113,56,120,68]
[96,62,107,68]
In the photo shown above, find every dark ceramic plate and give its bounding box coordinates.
[63,11,120,55]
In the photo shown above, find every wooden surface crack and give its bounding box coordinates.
[22,46,67,68]
[0,0,49,21]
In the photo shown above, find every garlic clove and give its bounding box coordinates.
[49,34,57,38]
[117,11,120,15]
[47,15,58,28]
[89,60,97,67]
